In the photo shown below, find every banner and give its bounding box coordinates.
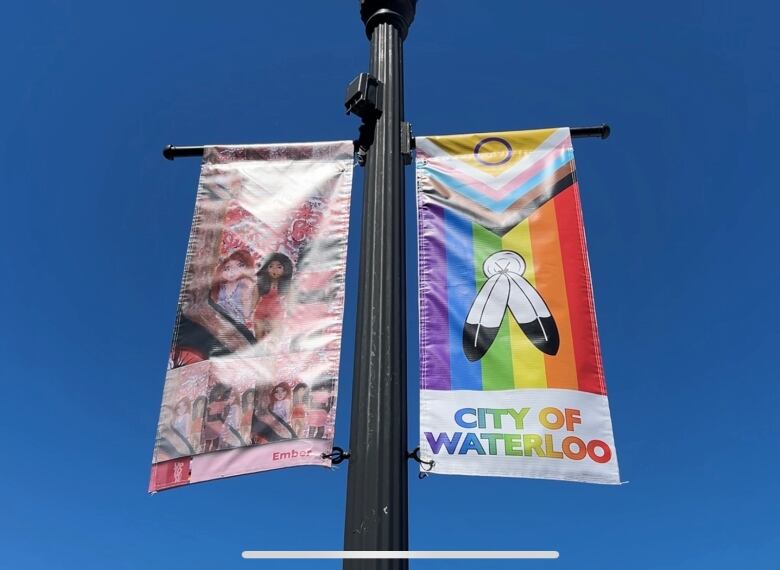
[416,128,619,484]
[150,141,354,492]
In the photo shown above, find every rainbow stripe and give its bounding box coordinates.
[417,128,606,395]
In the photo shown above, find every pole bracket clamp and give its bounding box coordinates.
[321,446,351,465]
[401,121,414,165]
[407,447,435,478]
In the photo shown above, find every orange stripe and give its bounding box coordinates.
[528,199,579,390]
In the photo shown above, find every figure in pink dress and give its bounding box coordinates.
[307,382,333,439]
[291,383,309,438]
[253,253,293,340]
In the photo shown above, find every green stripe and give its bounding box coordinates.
[472,224,515,391]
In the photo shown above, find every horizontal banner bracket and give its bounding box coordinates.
[161,124,611,161]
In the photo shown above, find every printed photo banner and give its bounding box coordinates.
[416,128,619,484]
[150,141,354,492]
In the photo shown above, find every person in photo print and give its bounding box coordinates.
[291,383,309,438]
[269,382,292,423]
[210,249,256,327]
[172,397,191,444]
[170,249,257,367]
[155,404,195,460]
[250,386,296,444]
[203,383,232,452]
[306,380,334,439]
[190,396,206,452]
[253,253,293,340]
[240,389,256,442]
[218,391,240,448]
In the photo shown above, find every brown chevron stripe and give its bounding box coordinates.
[421,161,576,236]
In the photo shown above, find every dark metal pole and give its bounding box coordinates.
[343,1,415,568]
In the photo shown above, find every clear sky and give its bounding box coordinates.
[2,1,778,568]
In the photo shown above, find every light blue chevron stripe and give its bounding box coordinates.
[422,148,573,213]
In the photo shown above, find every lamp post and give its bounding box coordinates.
[343,1,416,568]
[159,4,611,565]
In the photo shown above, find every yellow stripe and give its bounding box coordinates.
[426,128,558,177]
[502,220,548,389]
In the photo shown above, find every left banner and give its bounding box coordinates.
[149,141,354,492]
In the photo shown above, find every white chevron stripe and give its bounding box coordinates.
[416,127,570,188]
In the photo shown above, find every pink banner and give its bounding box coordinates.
[150,141,354,492]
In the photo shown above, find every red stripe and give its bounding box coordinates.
[553,184,606,395]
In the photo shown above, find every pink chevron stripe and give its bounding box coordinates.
[427,137,571,202]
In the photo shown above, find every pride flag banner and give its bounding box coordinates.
[416,128,619,484]
[150,141,353,492]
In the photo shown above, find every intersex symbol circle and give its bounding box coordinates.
[473,136,513,166]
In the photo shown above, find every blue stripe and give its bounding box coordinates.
[445,207,484,391]
[492,149,573,210]
[423,149,573,213]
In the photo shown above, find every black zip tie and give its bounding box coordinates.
[321,446,350,465]
[407,447,435,478]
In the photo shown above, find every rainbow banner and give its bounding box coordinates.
[416,128,619,484]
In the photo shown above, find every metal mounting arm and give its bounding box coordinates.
[162,124,611,161]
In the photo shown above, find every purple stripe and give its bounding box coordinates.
[418,201,451,390]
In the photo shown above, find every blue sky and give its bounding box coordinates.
[2,1,778,568]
